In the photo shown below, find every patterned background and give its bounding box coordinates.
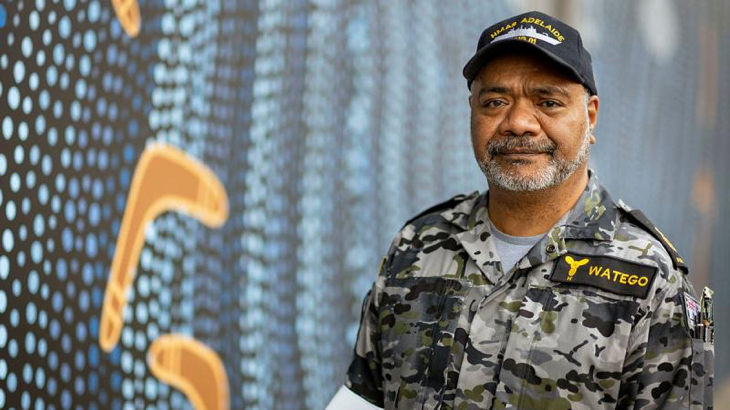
[0,0,728,408]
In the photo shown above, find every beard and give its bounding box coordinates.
[476,122,592,192]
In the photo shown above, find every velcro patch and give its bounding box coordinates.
[550,253,658,298]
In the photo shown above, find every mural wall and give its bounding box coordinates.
[0,0,728,408]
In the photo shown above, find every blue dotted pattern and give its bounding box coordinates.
[0,0,155,408]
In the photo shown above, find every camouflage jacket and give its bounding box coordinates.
[346,172,714,409]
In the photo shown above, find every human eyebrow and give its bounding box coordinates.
[528,85,570,98]
[477,86,509,99]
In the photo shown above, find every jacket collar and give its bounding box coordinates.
[442,170,619,242]
[556,170,620,242]
[443,170,620,284]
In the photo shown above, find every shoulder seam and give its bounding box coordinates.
[617,204,688,275]
[400,192,477,229]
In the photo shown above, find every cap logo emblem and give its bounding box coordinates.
[493,25,563,45]
[490,17,565,46]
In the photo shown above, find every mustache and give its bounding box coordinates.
[486,137,557,157]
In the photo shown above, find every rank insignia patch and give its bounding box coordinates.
[550,253,658,298]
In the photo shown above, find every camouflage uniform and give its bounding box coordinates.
[346,171,714,409]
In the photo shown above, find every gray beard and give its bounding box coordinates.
[477,125,592,192]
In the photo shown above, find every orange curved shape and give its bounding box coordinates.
[111,0,141,37]
[99,143,229,352]
[148,334,229,410]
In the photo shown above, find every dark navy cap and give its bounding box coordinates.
[463,11,597,95]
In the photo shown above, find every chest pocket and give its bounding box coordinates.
[493,285,639,409]
[378,276,468,408]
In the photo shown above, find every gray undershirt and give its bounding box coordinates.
[486,213,544,273]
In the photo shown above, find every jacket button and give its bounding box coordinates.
[546,244,556,253]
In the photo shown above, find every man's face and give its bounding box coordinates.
[469,51,599,192]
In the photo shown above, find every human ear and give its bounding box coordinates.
[587,95,599,130]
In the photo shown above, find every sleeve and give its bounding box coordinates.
[618,274,714,409]
[326,385,384,410]
[344,257,388,407]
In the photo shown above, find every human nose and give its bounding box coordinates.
[497,99,540,137]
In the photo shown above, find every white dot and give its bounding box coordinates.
[18,122,28,141]
[13,60,25,83]
[70,101,81,121]
[22,97,33,115]
[43,29,52,46]
[79,55,91,77]
[21,37,33,57]
[0,255,8,279]
[29,11,40,31]
[60,149,70,169]
[47,128,57,146]
[53,100,63,118]
[88,1,100,23]
[59,16,71,39]
[34,116,45,135]
[33,215,44,236]
[29,73,39,91]
[31,241,42,263]
[2,229,13,252]
[29,145,39,165]
[1,117,11,139]
[38,184,49,205]
[39,90,50,110]
[83,30,96,52]
[64,0,77,12]
[13,145,23,164]
[7,87,20,110]
[26,170,36,189]
[41,155,52,175]
[64,54,74,71]
[53,43,64,66]
[9,173,20,192]
[74,79,86,99]
[36,49,46,66]
[21,197,30,215]
[5,201,16,221]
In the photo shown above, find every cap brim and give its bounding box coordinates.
[463,40,586,90]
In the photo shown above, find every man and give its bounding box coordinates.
[328,11,714,410]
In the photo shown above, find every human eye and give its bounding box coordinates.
[482,99,507,108]
[538,100,562,108]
